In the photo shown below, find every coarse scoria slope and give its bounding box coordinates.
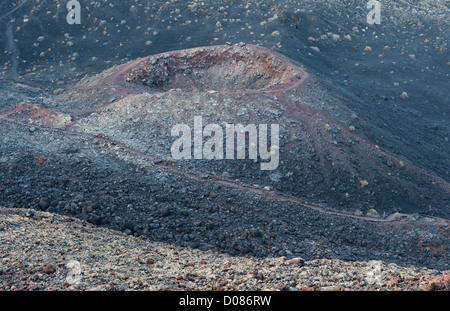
[1,208,449,291]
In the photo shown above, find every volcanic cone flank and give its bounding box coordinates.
[60,44,449,218]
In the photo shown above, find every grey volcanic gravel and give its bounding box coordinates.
[1,208,448,291]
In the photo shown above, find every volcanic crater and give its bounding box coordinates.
[125,44,300,92]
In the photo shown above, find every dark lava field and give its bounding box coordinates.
[0,0,448,270]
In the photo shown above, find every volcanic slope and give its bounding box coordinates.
[10,44,446,218]
[1,77,449,269]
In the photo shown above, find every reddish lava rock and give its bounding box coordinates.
[42,263,55,274]
[426,274,450,291]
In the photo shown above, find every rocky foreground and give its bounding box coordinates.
[0,207,448,291]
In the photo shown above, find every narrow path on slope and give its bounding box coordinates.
[2,102,448,225]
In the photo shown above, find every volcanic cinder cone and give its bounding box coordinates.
[58,44,448,217]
